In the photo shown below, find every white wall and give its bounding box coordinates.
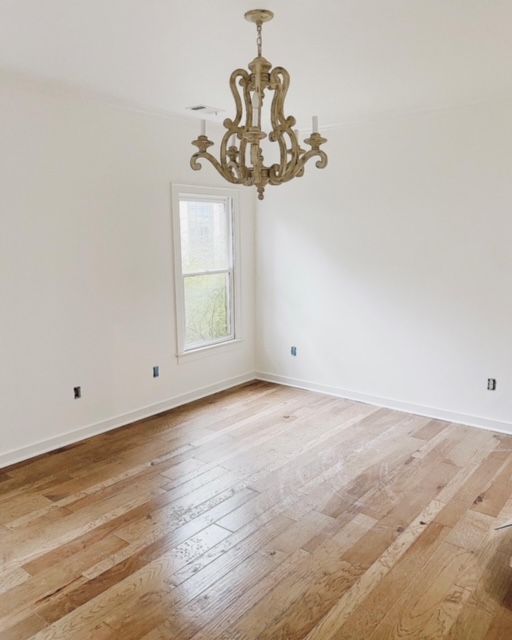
[256,102,512,432]
[0,72,256,466]
[2,73,512,468]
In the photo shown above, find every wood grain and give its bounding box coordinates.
[0,380,511,639]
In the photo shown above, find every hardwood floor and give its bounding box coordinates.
[1,381,512,639]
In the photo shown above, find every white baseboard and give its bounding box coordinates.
[4,369,510,470]
[255,371,512,436]
[0,372,256,470]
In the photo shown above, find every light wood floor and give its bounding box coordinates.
[1,382,512,639]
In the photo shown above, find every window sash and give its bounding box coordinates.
[182,269,235,349]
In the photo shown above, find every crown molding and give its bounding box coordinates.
[0,65,225,127]
[2,66,512,136]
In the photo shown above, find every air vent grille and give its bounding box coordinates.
[187,105,225,116]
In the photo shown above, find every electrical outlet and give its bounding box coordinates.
[153,366,160,378]
[487,378,497,391]
[73,386,81,399]
[290,346,297,357]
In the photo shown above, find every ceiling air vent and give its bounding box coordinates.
[187,105,225,116]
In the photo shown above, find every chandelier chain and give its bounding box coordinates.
[257,23,262,57]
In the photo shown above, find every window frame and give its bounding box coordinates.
[171,184,242,360]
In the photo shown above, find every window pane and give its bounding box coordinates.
[184,272,231,349]
[179,199,230,273]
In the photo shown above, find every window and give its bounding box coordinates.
[172,185,240,356]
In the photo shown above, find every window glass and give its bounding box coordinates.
[184,272,231,349]
[179,200,230,274]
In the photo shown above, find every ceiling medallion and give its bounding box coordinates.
[190,9,328,200]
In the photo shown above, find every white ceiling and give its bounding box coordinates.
[1,0,511,128]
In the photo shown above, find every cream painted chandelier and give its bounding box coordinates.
[190,9,328,200]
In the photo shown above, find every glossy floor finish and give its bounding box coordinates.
[1,382,512,639]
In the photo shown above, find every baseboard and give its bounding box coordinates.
[5,369,509,470]
[255,371,512,436]
[0,372,256,469]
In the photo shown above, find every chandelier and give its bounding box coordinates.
[190,9,328,200]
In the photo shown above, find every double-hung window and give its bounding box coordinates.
[172,185,240,356]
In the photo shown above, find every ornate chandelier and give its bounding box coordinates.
[190,9,328,200]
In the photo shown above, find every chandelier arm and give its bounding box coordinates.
[190,152,241,184]
[281,133,328,179]
[268,130,301,183]
[268,162,294,184]
[220,134,248,184]
[268,67,299,180]
[269,69,289,122]
[281,128,301,179]
[288,129,302,172]
[267,148,327,185]
[223,69,252,183]
[267,134,300,183]
[227,69,249,128]
[296,148,329,175]
[267,135,288,182]
[269,68,290,136]
[313,150,328,169]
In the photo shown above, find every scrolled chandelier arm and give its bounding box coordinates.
[190,9,328,200]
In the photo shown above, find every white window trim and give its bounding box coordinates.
[171,184,242,362]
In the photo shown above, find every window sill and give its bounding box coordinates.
[176,338,243,364]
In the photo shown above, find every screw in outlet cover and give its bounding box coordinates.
[153,366,160,378]
[73,386,81,399]
[487,378,497,391]
[290,346,297,357]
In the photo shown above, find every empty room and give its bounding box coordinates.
[1,1,512,638]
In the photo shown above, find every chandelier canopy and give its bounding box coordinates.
[190,9,328,200]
